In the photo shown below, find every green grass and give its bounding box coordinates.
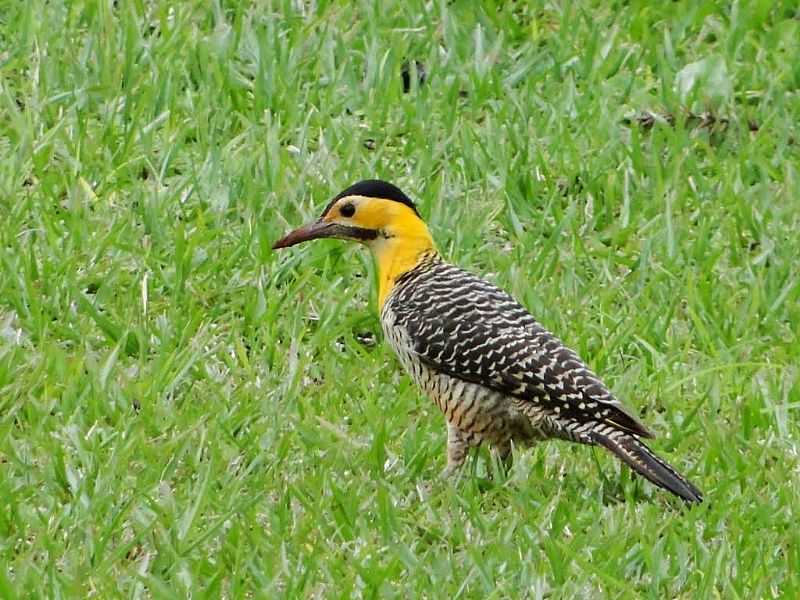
[1,0,799,596]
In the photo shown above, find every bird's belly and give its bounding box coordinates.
[427,370,540,443]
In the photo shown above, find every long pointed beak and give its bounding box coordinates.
[273,220,379,250]
[272,220,334,249]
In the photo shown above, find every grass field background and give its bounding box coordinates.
[2,0,799,597]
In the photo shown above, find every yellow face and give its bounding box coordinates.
[320,195,429,242]
[272,192,437,308]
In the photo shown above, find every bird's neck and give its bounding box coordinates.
[369,225,437,309]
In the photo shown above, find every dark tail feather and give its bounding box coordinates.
[592,432,703,504]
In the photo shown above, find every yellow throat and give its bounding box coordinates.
[363,202,436,309]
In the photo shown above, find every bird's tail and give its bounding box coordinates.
[592,431,703,504]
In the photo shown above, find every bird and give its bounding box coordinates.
[272,179,703,503]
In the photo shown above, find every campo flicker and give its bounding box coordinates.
[273,180,702,503]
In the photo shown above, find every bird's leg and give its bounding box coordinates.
[441,422,476,478]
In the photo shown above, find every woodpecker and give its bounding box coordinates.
[273,180,703,503]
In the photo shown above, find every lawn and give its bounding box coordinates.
[1,0,799,597]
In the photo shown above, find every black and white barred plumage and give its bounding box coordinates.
[382,252,702,503]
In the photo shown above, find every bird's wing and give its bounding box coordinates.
[390,266,653,439]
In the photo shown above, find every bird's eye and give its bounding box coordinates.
[340,203,355,218]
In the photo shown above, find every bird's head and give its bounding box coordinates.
[272,180,432,251]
